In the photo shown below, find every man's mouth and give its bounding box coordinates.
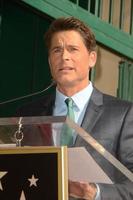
[59,67,74,71]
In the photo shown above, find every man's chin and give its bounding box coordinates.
[57,80,74,87]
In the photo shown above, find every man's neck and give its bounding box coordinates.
[57,81,90,97]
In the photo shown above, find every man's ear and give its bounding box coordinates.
[89,51,97,68]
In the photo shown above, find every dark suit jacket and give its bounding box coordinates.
[17,87,133,200]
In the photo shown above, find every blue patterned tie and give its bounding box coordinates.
[60,98,75,146]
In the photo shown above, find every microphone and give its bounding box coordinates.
[0,80,56,105]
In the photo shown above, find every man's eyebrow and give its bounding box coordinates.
[50,44,79,51]
[50,46,62,51]
[67,44,80,48]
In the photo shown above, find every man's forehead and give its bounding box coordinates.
[50,31,84,46]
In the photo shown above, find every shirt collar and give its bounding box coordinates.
[55,82,93,111]
[72,82,93,111]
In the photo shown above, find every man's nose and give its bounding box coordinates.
[62,49,70,60]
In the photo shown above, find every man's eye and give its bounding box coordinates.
[53,48,62,53]
[70,47,78,51]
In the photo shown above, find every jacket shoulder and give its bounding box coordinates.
[103,92,133,107]
[15,93,55,117]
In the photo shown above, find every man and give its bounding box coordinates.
[17,17,133,199]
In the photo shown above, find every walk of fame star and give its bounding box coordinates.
[0,171,8,191]
[28,174,39,187]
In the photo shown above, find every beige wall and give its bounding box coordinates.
[94,46,121,97]
[101,0,132,34]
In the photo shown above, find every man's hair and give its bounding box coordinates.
[44,16,96,52]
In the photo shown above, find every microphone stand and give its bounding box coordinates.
[0,81,55,105]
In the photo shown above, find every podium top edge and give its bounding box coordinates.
[0,116,66,125]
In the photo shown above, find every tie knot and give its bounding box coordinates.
[65,98,73,108]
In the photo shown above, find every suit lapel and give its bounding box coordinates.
[75,88,104,146]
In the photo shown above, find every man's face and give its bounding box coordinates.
[48,30,96,91]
